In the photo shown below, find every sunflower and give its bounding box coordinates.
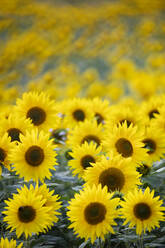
[89,97,111,125]
[142,125,165,164]
[120,187,165,235]
[3,186,53,238]
[61,98,94,128]
[0,237,23,248]
[67,120,105,148]
[84,154,141,194]
[15,91,59,131]
[9,129,57,182]
[103,122,148,166]
[0,133,14,170]
[0,114,33,143]
[17,184,61,230]
[68,142,102,178]
[67,184,120,243]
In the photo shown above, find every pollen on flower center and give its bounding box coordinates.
[84,202,106,225]
[73,109,85,121]
[99,167,125,192]
[25,145,44,166]
[81,155,95,169]
[81,135,101,147]
[133,202,151,220]
[115,138,133,157]
[0,148,6,162]
[7,128,22,142]
[18,205,36,223]
[143,138,156,154]
[27,106,46,126]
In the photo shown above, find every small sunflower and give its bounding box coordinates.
[67,120,105,148]
[68,142,102,178]
[84,154,141,194]
[103,122,148,166]
[3,186,53,238]
[0,237,23,248]
[67,184,120,243]
[120,187,165,235]
[15,91,59,131]
[61,98,94,128]
[142,125,165,164]
[0,114,33,143]
[9,129,57,182]
[0,133,14,170]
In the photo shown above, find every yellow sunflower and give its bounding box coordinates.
[68,141,102,178]
[103,122,148,166]
[0,133,14,170]
[15,91,59,131]
[84,154,141,194]
[67,120,105,148]
[17,184,61,230]
[120,187,165,235]
[9,129,57,182]
[67,184,120,243]
[142,125,165,164]
[0,114,33,143]
[3,186,53,238]
[0,237,23,248]
[61,98,94,128]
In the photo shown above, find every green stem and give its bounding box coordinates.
[139,233,144,248]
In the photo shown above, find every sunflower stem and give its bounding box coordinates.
[139,233,144,248]
[98,237,103,248]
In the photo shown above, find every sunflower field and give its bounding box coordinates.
[0,0,165,247]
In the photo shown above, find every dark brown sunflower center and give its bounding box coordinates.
[0,148,6,162]
[143,138,156,154]
[95,113,104,125]
[7,128,22,142]
[81,155,95,169]
[81,135,101,147]
[99,167,125,192]
[133,202,151,220]
[18,205,36,223]
[84,202,106,225]
[115,138,133,157]
[119,119,132,127]
[25,146,44,166]
[73,109,85,121]
[149,109,159,119]
[27,107,46,126]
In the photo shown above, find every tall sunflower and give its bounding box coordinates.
[84,154,141,194]
[68,142,102,178]
[103,122,148,166]
[120,187,165,235]
[0,114,33,143]
[9,129,57,182]
[3,186,53,238]
[0,237,23,248]
[67,120,105,148]
[67,184,120,243]
[15,91,59,131]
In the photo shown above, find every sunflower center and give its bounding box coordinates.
[0,148,6,162]
[143,138,156,154]
[73,109,85,121]
[27,106,46,126]
[133,202,151,220]
[84,202,106,225]
[115,138,133,157]
[18,206,36,223]
[149,109,159,119]
[81,155,95,169]
[119,119,132,127]
[95,113,104,125]
[99,167,125,192]
[7,128,22,142]
[25,145,44,166]
[81,135,101,147]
